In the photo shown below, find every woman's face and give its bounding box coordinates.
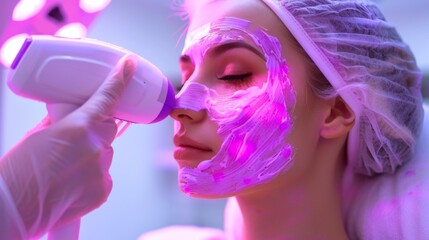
[170,0,327,198]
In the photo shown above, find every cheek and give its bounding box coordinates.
[287,96,326,165]
[202,120,223,153]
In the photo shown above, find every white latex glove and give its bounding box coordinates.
[0,54,137,239]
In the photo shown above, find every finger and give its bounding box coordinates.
[100,147,114,171]
[90,118,118,147]
[80,54,137,121]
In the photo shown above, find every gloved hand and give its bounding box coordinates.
[0,54,137,239]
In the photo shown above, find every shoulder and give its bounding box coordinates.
[344,104,429,240]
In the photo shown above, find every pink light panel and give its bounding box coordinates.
[79,0,112,13]
[0,0,111,68]
[55,23,87,38]
[12,0,46,21]
[0,33,28,67]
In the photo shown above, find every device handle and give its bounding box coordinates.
[46,103,81,240]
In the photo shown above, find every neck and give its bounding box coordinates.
[235,139,349,240]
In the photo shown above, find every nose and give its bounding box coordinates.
[169,107,206,124]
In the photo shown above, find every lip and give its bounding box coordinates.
[173,135,212,151]
[173,135,213,164]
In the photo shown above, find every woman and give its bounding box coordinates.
[159,0,424,239]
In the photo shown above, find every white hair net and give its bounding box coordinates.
[261,0,424,176]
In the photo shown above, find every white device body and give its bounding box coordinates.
[7,35,176,123]
[6,36,176,240]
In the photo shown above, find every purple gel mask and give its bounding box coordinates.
[176,17,296,196]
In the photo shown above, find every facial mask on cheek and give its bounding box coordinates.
[176,17,296,197]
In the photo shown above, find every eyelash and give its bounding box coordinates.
[217,73,252,82]
[176,73,253,93]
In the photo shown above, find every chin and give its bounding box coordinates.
[183,190,234,200]
[178,181,247,199]
[176,161,196,169]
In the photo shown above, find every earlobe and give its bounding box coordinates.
[320,97,355,139]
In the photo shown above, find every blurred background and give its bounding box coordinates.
[0,0,428,239]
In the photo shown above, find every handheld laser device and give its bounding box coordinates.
[7,35,176,123]
[6,35,177,240]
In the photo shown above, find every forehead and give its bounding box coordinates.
[187,0,275,33]
[184,0,291,58]
[184,17,293,74]
[185,0,297,58]
[184,18,259,55]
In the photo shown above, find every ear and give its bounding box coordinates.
[320,96,355,139]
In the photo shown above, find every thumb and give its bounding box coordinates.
[80,54,137,120]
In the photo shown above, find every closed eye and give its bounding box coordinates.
[217,73,252,81]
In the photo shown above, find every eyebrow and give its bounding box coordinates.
[211,42,265,60]
[179,41,266,64]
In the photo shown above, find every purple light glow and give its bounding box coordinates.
[404,170,416,177]
[10,37,32,70]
